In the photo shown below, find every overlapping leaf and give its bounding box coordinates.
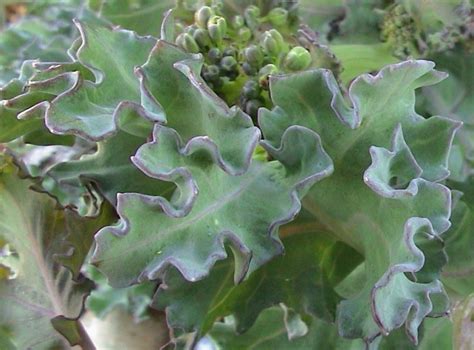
[45,125,172,204]
[203,305,319,350]
[0,16,69,86]
[0,54,101,146]
[259,60,460,344]
[418,50,474,182]
[137,40,260,175]
[92,124,333,287]
[0,61,60,143]
[203,302,461,350]
[153,230,362,335]
[1,22,174,215]
[0,0,107,86]
[44,20,160,140]
[86,266,156,322]
[0,162,112,349]
[8,108,174,216]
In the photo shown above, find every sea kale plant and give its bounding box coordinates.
[0,0,473,349]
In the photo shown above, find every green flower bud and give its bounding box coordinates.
[244,45,263,67]
[242,79,261,99]
[195,6,214,28]
[208,16,227,35]
[245,5,260,17]
[242,62,257,76]
[261,34,277,56]
[220,56,238,72]
[284,46,312,71]
[267,7,288,27]
[175,33,185,48]
[238,27,252,42]
[258,63,278,89]
[244,5,260,28]
[232,15,244,29]
[223,46,237,58]
[174,22,185,34]
[393,17,404,27]
[208,16,227,44]
[261,30,284,56]
[245,98,264,118]
[176,33,200,53]
[208,25,223,44]
[207,47,222,64]
[184,33,200,53]
[269,29,285,48]
[202,64,220,82]
[185,24,198,36]
[193,28,212,50]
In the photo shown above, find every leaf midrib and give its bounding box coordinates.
[102,165,267,262]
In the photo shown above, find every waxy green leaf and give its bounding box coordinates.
[137,40,260,175]
[43,123,174,215]
[45,20,160,140]
[204,305,318,350]
[418,50,474,182]
[92,124,333,287]
[0,163,110,349]
[204,303,458,350]
[153,230,362,335]
[259,60,459,344]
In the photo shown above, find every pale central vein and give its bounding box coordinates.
[105,165,266,261]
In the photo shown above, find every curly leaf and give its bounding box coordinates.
[0,1,106,86]
[0,17,70,86]
[0,59,93,144]
[137,40,260,175]
[259,60,459,343]
[92,124,333,288]
[44,123,174,213]
[153,230,362,335]
[6,139,101,217]
[0,102,42,143]
[0,61,56,143]
[0,164,107,349]
[203,303,457,350]
[418,50,474,182]
[45,20,159,140]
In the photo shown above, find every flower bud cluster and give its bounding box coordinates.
[380,3,474,58]
[380,4,418,58]
[175,2,314,120]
